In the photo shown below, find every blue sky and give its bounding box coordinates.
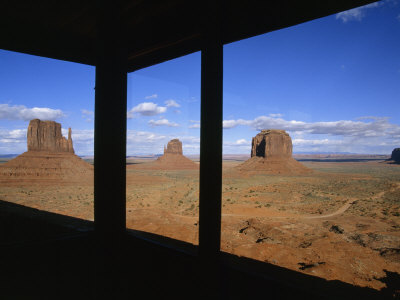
[1,1,399,155]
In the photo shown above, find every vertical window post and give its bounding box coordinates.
[199,27,223,261]
[94,0,127,296]
[199,0,224,296]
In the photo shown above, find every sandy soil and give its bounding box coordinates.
[1,158,399,290]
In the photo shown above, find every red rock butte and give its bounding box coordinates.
[131,139,198,170]
[154,139,198,170]
[28,119,74,153]
[163,139,183,155]
[236,129,311,174]
[0,119,93,185]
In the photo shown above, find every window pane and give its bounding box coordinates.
[126,53,200,246]
[222,4,400,290]
[0,50,94,242]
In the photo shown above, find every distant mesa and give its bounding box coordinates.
[390,148,400,164]
[154,139,198,170]
[129,139,198,170]
[164,139,183,155]
[236,129,311,174]
[0,119,93,184]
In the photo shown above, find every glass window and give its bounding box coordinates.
[0,50,95,242]
[221,3,400,290]
[126,53,200,245]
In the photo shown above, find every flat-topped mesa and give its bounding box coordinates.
[164,138,183,155]
[145,138,197,170]
[27,119,74,153]
[251,129,292,159]
[236,129,311,174]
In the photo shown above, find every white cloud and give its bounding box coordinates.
[126,130,199,155]
[189,120,200,129]
[336,8,364,22]
[126,130,167,155]
[223,133,399,155]
[66,129,94,142]
[223,115,400,139]
[292,138,339,146]
[165,99,180,108]
[81,109,94,116]
[145,94,158,100]
[131,131,165,141]
[148,118,179,127]
[222,113,400,154]
[0,104,64,121]
[223,139,251,147]
[223,139,252,154]
[235,139,248,145]
[291,135,399,154]
[128,102,167,117]
[0,128,26,143]
[269,113,283,118]
[185,137,200,147]
[67,129,94,155]
[336,2,381,22]
[0,128,27,154]
[81,109,94,122]
[223,119,252,129]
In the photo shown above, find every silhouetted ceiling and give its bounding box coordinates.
[1,0,377,72]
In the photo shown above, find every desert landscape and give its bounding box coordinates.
[1,121,399,291]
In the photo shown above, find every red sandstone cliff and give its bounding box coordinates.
[237,129,311,174]
[164,139,183,155]
[0,119,92,184]
[27,119,74,153]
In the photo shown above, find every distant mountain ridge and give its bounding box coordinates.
[0,154,19,158]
